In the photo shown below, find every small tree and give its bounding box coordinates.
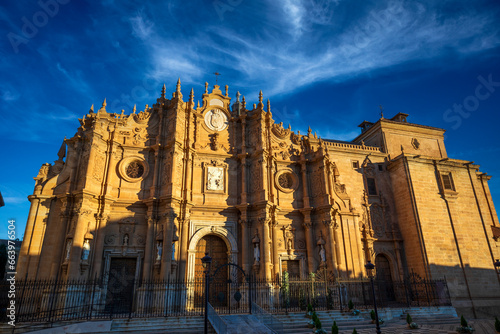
[460,315,468,328]
[331,321,339,334]
[315,319,322,329]
[348,299,354,310]
[312,312,319,325]
[495,317,500,332]
[406,313,413,325]
[352,329,358,334]
[370,310,376,321]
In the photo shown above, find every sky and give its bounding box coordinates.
[1,0,500,240]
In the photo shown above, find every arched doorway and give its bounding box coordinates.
[195,235,229,277]
[375,254,395,302]
[194,235,229,308]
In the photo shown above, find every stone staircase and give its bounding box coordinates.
[273,306,459,334]
[0,306,460,334]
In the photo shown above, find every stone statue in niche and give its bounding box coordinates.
[282,225,296,252]
[252,230,260,264]
[207,166,224,191]
[156,241,162,261]
[123,234,129,246]
[172,242,176,261]
[319,244,326,263]
[65,239,72,261]
[81,239,90,261]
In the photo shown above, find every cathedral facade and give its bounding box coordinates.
[17,80,500,317]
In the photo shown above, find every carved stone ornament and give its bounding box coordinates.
[204,109,228,131]
[275,168,299,193]
[118,156,149,182]
[207,166,224,191]
[411,138,420,150]
[271,122,291,139]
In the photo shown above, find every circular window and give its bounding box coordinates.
[275,169,298,193]
[126,160,145,178]
[118,156,149,182]
[278,173,293,189]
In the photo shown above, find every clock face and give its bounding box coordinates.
[204,109,228,131]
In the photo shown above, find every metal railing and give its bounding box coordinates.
[207,302,227,334]
[251,302,283,334]
[0,274,451,324]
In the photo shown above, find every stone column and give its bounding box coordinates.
[271,221,280,279]
[142,215,156,281]
[239,219,249,273]
[162,210,176,280]
[90,214,109,279]
[68,206,92,279]
[352,214,364,277]
[324,220,339,278]
[17,196,40,279]
[260,218,272,280]
[178,218,190,280]
[301,211,314,275]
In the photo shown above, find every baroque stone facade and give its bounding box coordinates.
[18,80,500,317]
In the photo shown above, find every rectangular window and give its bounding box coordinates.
[352,161,359,169]
[441,173,455,191]
[366,177,377,195]
[282,260,300,278]
[378,164,383,171]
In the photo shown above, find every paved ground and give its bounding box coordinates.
[334,318,496,334]
[222,314,272,334]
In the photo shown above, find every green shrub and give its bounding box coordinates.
[352,329,358,334]
[348,299,354,310]
[406,313,412,325]
[460,315,468,328]
[370,310,376,321]
[312,312,319,325]
[495,317,500,332]
[315,319,322,329]
[307,303,313,312]
[331,321,339,334]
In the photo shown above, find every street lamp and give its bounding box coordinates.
[201,252,212,334]
[365,261,381,334]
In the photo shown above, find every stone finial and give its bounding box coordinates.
[205,82,208,94]
[197,101,200,108]
[267,99,271,113]
[98,99,107,112]
[242,96,246,109]
[225,85,228,97]
[189,88,194,103]
[89,104,94,113]
[161,84,166,99]
[236,91,240,102]
[308,126,312,136]
[57,138,66,161]
[259,90,263,103]
[133,104,137,114]
[176,78,181,92]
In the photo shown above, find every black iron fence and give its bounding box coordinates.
[0,274,451,324]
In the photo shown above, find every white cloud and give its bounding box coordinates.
[126,1,500,103]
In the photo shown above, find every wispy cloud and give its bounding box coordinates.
[126,1,500,101]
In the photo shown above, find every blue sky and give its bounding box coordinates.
[1,0,500,240]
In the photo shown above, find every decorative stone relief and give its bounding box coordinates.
[207,166,224,191]
[275,168,299,193]
[271,122,291,139]
[118,156,149,182]
[204,109,228,131]
[411,138,420,150]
